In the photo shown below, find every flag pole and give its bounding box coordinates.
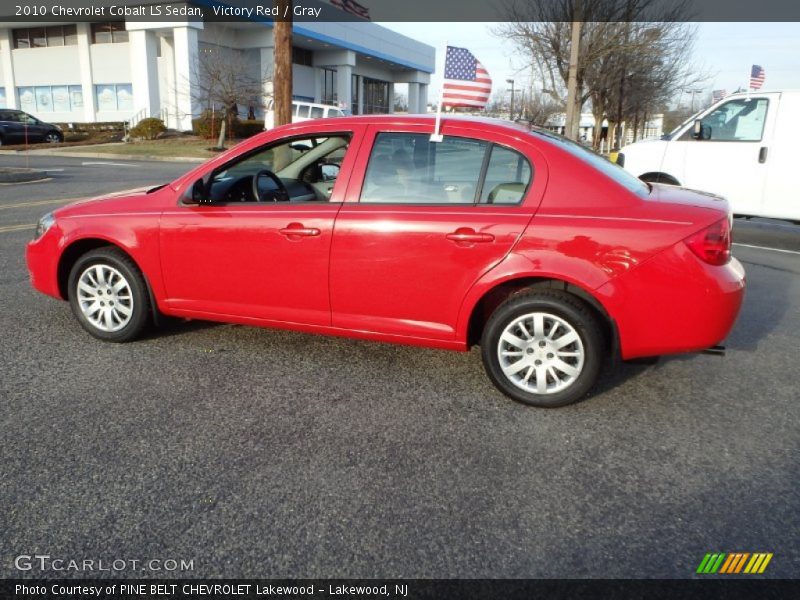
[431,41,448,142]
[746,65,751,101]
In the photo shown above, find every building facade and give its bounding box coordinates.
[0,13,434,129]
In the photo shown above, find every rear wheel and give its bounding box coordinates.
[67,247,149,342]
[481,290,604,407]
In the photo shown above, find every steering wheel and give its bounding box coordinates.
[252,169,289,202]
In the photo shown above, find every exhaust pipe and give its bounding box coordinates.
[702,345,726,356]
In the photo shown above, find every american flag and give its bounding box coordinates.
[749,64,765,90]
[441,46,492,109]
[712,89,728,102]
[330,0,370,20]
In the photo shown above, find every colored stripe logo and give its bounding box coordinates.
[697,552,773,574]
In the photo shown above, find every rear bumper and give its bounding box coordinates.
[597,242,745,359]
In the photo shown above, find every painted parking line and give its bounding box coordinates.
[81,161,137,167]
[733,242,800,256]
[0,223,35,233]
[0,198,75,210]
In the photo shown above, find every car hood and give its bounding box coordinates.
[54,185,165,218]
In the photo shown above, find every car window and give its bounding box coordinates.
[696,98,769,142]
[296,105,310,118]
[531,129,649,196]
[479,145,532,205]
[205,134,351,204]
[310,106,324,118]
[360,133,488,204]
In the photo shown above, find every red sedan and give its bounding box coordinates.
[26,116,745,407]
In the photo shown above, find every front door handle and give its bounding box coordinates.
[759,146,768,163]
[279,223,321,237]
[446,228,495,243]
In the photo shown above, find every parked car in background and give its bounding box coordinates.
[0,109,63,146]
[26,115,744,407]
[618,90,800,222]
[264,100,347,130]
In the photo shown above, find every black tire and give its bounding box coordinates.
[480,290,605,407]
[45,131,63,143]
[67,247,149,342]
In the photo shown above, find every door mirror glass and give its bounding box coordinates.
[320,163,340,181]
[190,178,209,204]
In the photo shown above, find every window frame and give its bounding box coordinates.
[679,97,770,143]
[356,131,533,207]
[91,22,128,44]
[184,131,355,207]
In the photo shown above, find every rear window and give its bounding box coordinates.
[531,129,649,196]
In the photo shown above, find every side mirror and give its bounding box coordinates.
[320,163,340,182]
[693,119,711,141]
[189,178,210,204]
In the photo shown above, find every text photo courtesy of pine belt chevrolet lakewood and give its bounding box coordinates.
[26,115,745,407]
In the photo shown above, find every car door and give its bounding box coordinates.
[670,95,775,215]
[329,123,541,341]
[158,127,363,325]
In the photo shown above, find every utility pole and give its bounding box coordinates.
[564,0,582,140]
[273,0,293,127]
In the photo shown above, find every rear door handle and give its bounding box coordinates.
[759,146,768,163]
[446,228,495,243]
[279,223,321,237]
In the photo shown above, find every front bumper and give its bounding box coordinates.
[26,229,63,300]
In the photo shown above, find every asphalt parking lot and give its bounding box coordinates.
[1,154,798,579]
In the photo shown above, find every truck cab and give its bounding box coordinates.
[619,90,800,221]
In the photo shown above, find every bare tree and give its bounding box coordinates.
[495,0,703,148]
[193,41,270,149]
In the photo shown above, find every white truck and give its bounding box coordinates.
[618,90,800,221]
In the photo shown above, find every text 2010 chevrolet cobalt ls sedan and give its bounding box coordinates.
[27,116,745,407]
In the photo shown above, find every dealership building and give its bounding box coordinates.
[0,7,434,130]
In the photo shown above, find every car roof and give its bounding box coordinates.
[284,113,532,134]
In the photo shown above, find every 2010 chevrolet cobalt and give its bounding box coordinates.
[26,116,745,407]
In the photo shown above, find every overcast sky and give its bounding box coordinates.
[382,22,800,108]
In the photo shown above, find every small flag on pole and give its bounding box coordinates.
[712,89,728,102]
[749,65,765,90]
[441,46,492,109]
[330,0,370,20]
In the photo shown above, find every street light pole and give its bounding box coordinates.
[564,4,582,140]
[506,78,515,121]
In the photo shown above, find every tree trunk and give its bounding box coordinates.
[273,1,293,127]
[591,105,604,150]
[216,117,227,149]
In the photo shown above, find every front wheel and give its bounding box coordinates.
[67,247,149,342]
[481,290,604,407]
[44,131,63,143]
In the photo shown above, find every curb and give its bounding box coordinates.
[0,147,205,163]
[0,168,49,183]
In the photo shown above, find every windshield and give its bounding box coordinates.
[530,129,649,196]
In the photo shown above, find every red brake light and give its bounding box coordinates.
[684,218,731,266]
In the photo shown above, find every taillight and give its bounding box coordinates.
[684,218,731,266]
